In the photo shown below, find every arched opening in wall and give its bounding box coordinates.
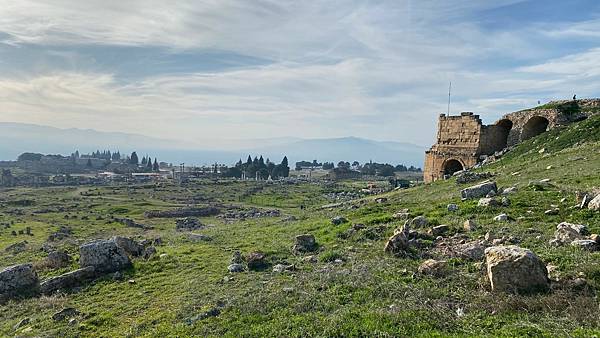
[496,119,513,149]
[522,116,550,141]
[443,159,464,176]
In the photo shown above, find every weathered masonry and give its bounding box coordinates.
[424,99,600,183]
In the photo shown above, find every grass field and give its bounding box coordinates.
[1,115,600,337]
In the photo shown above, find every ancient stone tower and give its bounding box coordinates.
[424,99,600,183]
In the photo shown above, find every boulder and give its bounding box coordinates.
[418,259,448,277]
[293,234,317,253]
[455,242,486,260]
[484,245,549,294]
[0,264,38,298]
[589,195,600,211]
[461,181,497,199]
[39,266,95,295]
[79,240,131,273]
[112,236,144,257]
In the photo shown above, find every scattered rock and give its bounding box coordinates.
[293,234,317,253]
[187,233,212,242]
[447,204,459,212]
[52,308,79,321]
[410,216,428,228]
[544,208,560,215]
[79,239,131,273]
[272,264,295,273]
[45,251,72,269]
[230,251,244,264]
[246,252,267,271]
[501,197,511,207]
[589,195,600,211]
[553,222,588,245]
[384,222,411,256]
[375,197,388,204]
[461,181,497,199]
[393,212,410,220]
[47,226,72,242]
[142,246,157,260]
[478,198,501,207]
[331,216,348,225]
[502,187,518,195]
[463,219,478,232]
[0,264,38,299]
[456,172,493,184]
[418,259,448,277]
[571,240,599,251]
[431,225,449,236]
[175,218,205,231]
[4,241,28,254]
[227,264,245,273]
[493,214,509,222]
[40,266,96,295]
[484,245,549,294]
[187,306,221,324]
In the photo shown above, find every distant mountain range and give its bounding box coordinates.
[0,122,426,167]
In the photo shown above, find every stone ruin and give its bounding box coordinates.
[424,99,600,183]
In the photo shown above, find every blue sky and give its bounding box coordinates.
[0,0,599,147]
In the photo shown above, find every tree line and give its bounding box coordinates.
[222,155,290,179]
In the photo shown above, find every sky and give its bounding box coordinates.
[0,0,599,147]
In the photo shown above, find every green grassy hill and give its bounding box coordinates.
[1,115,599,337]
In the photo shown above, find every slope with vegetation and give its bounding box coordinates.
[0,115,599,337]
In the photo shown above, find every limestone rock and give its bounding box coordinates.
[571,240,599,251]
[227,263,245,273]
[0,264,39,298]
[493,214,509,222]
[331,216,348,225]
[293,234,317,253]
[175,217,205,231]
[589,195,600,211]
[431,225,449,236]
[272,264,295,273]
[461,181,497,199]
[79,239,131,273]
[418,259,448,277]
[39,266,95,295]
[502,187,518,195]
[455,242,486,260]
[410,216,428,228]
[384,222,410,256]
[484,245,549,294]
[478,198,501,207]
[554,222,588,244]
[463,219,478,232]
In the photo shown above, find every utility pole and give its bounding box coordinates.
[447,81,452,116]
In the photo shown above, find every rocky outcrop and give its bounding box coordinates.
[552,222,589,245]
[384,222,411,256]
[461,181,497,199]
[418,259,448,277]
[484,245,549,294]
[79,239,131,273]
[589,195,600,211]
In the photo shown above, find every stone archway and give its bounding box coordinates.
[443,159,464,176]
[522,116,550,141]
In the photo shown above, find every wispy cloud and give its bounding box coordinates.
[0,0,598,146]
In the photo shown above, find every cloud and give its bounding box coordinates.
[0,0,598,148]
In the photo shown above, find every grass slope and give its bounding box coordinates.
[0,116,599,337]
